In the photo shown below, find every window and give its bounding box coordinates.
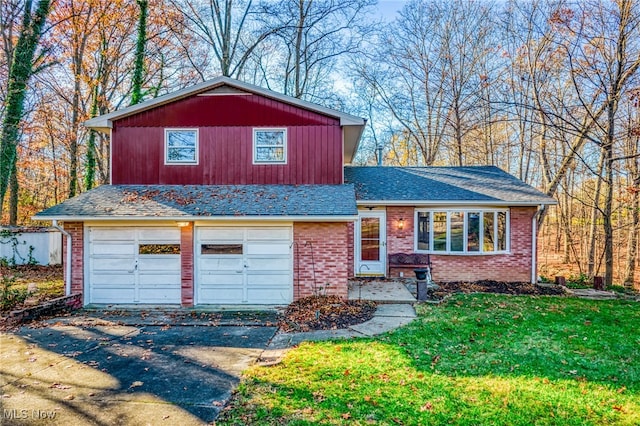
[201,244,243,255]
[253,128,286,164]
[165,129,198,164]
[139,244,181,255]
[415,209,509,254]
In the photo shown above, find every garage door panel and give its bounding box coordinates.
[90,274,135,286]
[138,256,180,272]
[92,257,135,272]
[246,243,290,255]
[247,228,290,240]
[92,244,136,256]
[198,288,244,304]
[91,288,135,303]
[198,228,244,240]
[246,288,289,304]
[138,274,181,286]
[138,288,181,303]
[198,273,243,286]
[138,228,180,241]
[199,257,243,270]
[247,273,291,286]
[91,229,135,241]
[247,257,290,270]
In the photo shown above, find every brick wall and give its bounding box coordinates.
[293,223,349,299]
[385,207,537,282]
[386,206,415,254]
[180,223,194,307]
[63,222,84,296]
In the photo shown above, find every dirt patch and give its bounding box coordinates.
[1,265,64,312]
[280,295,377,332]
[432,280,566,297]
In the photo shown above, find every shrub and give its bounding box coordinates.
[0,274,31,311]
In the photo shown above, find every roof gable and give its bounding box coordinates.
[84,77,366,163]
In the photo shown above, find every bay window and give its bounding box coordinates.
[415,209,509,254]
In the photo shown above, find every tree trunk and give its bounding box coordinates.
[623,189,639,288]
[0,0,51,218]
[587,151,605,277]
[8,162,18,225]
[131,0,148,105]
[84,86,99,190]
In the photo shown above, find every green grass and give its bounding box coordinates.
[219,294,640,425]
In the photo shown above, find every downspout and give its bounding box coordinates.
[531,206,544,284]
[52,220,72,296]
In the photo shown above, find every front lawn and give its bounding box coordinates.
[219,294,640,425]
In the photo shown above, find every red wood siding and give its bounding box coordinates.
[111,93,344,185]
[116,94,337,127]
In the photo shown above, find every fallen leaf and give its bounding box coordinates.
[64,395,75,401]
[49,383,71,390]
[342,413,351,419]
[420,402,433,411]
[129,381,144,388]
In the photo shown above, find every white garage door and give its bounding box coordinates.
[88,227,181,304]
[196,226,292,304]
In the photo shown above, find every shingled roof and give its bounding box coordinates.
[35,184,358,220]
[344,166,556,206]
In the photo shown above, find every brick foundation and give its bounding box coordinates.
[293,222,350,299]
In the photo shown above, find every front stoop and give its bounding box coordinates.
[348,280,416,303]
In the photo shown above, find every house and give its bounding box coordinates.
[35,77,556,307]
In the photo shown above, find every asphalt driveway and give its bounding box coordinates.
[0,309,279,425]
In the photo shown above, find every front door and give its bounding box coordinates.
[355,210,386,276]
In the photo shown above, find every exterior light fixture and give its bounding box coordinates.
[176,221,191,227]
[398,218,405,230]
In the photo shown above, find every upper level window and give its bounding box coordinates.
[165,129,198,164]
[253,128,287,164]
[415,209,508,254]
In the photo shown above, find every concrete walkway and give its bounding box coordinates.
[348,280,416,303]
[564,288,619,299]
[259,303,417,365]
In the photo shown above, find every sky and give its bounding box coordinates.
[375,0,406,21]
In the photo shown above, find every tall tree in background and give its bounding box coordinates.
[256,0,374,101]
[170,0,275,79]
[0,0,50,220]
[355,0,495,166]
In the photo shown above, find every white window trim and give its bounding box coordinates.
[165,128,199,165]
[252,128,287,164]
[414,208,510,255]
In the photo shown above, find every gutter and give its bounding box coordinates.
[531,206,544,284]
[52,220,72,296]
[35,215,360,223]
[356,200,557,207]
